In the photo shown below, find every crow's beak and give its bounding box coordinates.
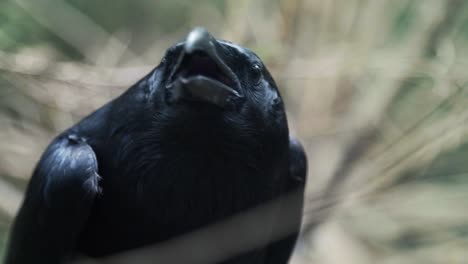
[166,27,243,109]
[184,27,217,55]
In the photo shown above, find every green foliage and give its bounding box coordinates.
[390,0,417,42]
[0,1,46,51]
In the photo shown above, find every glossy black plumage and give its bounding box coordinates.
[5,28,307,264]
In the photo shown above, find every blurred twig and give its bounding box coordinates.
[0,178,22,220]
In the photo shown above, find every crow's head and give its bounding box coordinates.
[114,27,288,156]
[162,27,280,110]
[145,27,285,120]
[104,28,291,214]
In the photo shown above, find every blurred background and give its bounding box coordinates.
[1,0,468,263]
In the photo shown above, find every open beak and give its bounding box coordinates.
[166,27,243,108]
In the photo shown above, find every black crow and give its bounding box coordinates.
[5,27,307,264]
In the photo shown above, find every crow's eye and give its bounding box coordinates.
[252,64,263,85]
